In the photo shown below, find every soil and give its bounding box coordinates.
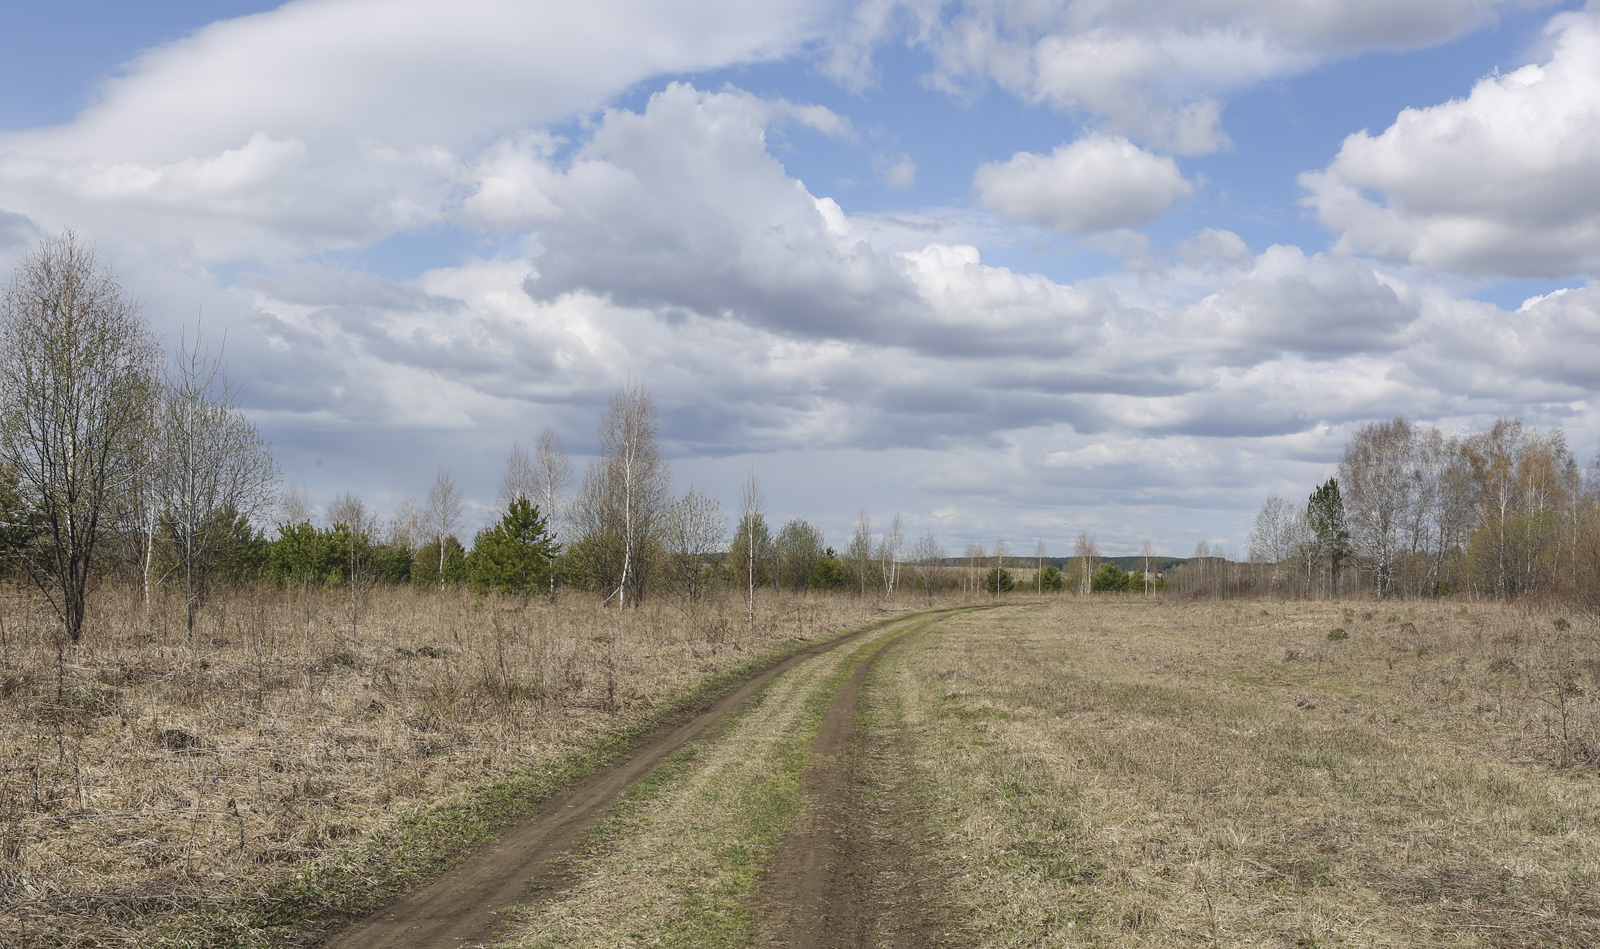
[320,614,908,949]
[751,619,965,948]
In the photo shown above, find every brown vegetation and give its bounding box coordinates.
[0,582,888,947]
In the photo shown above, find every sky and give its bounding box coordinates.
[2,0,1598,558]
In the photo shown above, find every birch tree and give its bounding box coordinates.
[737,470,765,631]
[155,325,279,632]
[0,232,160,643]
[425,468,462,590]
[534,427,573,597]
[879,512,904,597]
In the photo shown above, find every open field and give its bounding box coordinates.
[882,599,1600,946]
[468,597,1600,948]
[0,583,896,947]
[9,593,1600,947]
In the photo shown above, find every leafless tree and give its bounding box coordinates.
[912,531,945,602]
[278,483,315,526]
[155,324,279,632]
[1339,417,1417,598]
[963,541,985,595]
[497,440,538,513]
[739,470,764,631]
[662,486,724,606]
[385,495,424,552]
[879,512,904,598]
[992,536,1010,596]
[1073,531,1100,595]
[534,427,574,598]
[0,232,160,643]
[847,510,873,596]
[576,381,669,609]
[1139,539,1156,595]
[1033,538,1047,594]
[425,468,462,590]
[1249,495,1307,596]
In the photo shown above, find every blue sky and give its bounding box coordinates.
[2,0,1597,558]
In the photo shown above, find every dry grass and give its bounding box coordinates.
[0,581,891,947]
[881,598,1600,947]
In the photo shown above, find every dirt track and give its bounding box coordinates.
[321,613,915,949]
[752,613,962,948]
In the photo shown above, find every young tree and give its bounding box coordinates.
[582,381,668,610]
[0,232,160,643]
[1073,531,1100,596]
[1249,495,1308,596]
[992,536,1010,598]
[1033,538,1047,594]
[1139,539,1156,595]
[847,510,874,596]
[465,496,558,595]
[152,326,280,632]
[963,541,985,595]
[879,512,904,597]
[1306,478,1350,595]
[534,427,574,598]
[736,471,767,632]
[425,469,462,591]
[911,530,945,602]
[386,495,424,552]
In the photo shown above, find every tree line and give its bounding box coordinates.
[1248,416,1600,609]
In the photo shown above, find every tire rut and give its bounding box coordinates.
[753,613,966,948]
[321,613,919,949]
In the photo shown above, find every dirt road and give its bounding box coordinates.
[752,612,962,948]
[322,610,948,949]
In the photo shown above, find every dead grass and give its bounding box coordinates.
[881,598,1600,947]
[0,581,893,947]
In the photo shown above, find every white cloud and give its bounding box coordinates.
[830,0,1555,153]
[1302,9,1600,278]
[973,134,1192,233]
[0,0,834,259]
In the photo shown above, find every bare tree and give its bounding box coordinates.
[847,510,873,596]
[662,486,724,605]
[1073,531,1099,595]
[1248,495,1307,596]
[879,512,904,598]
[963,541,986,595]
[1033,538,1047,594]
[1340,418,1417,598]
[0,232,160,643]
[385,495,424,552]
[738,471,766,631]
[578,381,670,609]
[425,468,462,590]
[992,536,1010,596]
[497,440,538,514]
[534,427,574,598]
[155,324,279,632]
[1139,539,1156,595]
[912,531,945,602]
[278,483,315,526]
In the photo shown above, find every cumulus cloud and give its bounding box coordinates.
[828,0,1555,153]
[973,134,1191,233]
[1302,9,1600,278]
[0,0,834,259]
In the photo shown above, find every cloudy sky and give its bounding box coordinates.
[3,0,1597,557]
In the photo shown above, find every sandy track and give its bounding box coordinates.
[321,615,908,949]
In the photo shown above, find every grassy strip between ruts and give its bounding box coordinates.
[492,609,972,948]
[879,599,1600,948]
[132,609,922,949]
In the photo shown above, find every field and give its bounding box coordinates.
[0,583,891,947]
[7,591,1600,946]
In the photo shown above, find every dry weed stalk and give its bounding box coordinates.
[0,581,894,946]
